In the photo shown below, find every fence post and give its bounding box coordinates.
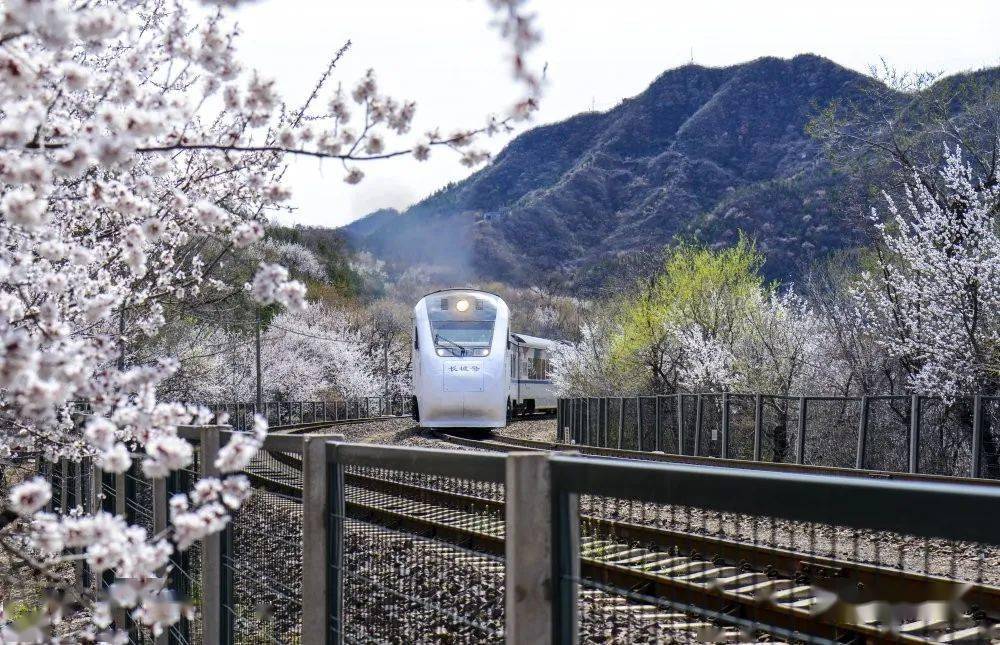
[585,398,592,446]
[506,453,553,644]
[84,458,98,590]
[550,462,579,645]
[909,394,921,474]
[676,394,685,455]
[556,398,563,442]
[72,460,84,589]
[973,395,984,478]
[721,392,730,459]
[654,396,661,452]
[111,467,129,632]
[856,395,869,470]
[151,473,168,645]
[566,396,578,443]
[693,394,703,457]
[303,434,344,644]
[796,397,808,465]
[199,426,222,644]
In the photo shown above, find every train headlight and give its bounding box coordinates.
[455,298,470,312]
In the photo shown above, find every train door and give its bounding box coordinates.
[510,343,520,403]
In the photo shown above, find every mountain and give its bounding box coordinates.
[339,55,946,292]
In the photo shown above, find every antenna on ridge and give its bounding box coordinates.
[689,47,695,64]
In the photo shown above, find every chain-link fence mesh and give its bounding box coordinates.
[332,462,507,643]
[167,451,203,645]
[727,393,757,460]
[980,397,1000,480]
[199,397,413,431]
[222,445,305,644]
[802,397,859,468]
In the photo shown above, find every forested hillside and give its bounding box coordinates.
[343,55,999,293]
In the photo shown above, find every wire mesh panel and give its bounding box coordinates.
[124,461,154,535]
[331,450,507,643]
[726,394,757,460]
[121,462,158,644]
[615,397,637,451]
[980,397,1000,480]
[864,396,910,472]
[758,396,798,463]
[654,395,679,455]
[555,455,1000,644]
[678,394,698,456]
[48,458,65,512]
[634,396,654,452]
[919,397,973,476]
[606,398,624,450]
[584,397,597,447]
[167,450,203,645]
[802,397,860,468]
[223,445,305,644]
[695,394,724,457]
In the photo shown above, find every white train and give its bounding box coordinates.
[411,288,557,429]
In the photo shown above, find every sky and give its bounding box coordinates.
[231,0,1000,229]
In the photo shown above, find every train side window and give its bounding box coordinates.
[413,327,418,350]
[527,348,541,380]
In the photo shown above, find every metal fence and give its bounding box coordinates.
[322,444,508,642]
[200,396,412,431]
[40,435,1000,643]
[557,394,1000,479]
[314,442,1000,643]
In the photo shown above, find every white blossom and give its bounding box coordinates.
[97,443,133,474]
[9,477,52,516]
[853,146,1000,399]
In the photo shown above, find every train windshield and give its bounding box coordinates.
[427,293,498,355]
[431,320,495,347]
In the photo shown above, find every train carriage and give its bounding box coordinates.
[411,288,556,429]
[508,333,558,416]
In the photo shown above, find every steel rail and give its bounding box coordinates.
[242,452,1000,644]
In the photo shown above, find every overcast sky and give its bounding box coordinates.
[232,0,1000,229]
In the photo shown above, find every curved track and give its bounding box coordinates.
[434,427,1000,488]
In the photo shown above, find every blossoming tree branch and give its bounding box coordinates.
[0,0,541,639]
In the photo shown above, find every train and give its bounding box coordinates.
[411,288,557,429]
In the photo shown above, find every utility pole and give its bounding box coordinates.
[255,307,263,413]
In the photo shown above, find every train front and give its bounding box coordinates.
[412,289,509,428]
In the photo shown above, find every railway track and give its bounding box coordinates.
[242,422,1000,643]
[434,428,1000,488]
